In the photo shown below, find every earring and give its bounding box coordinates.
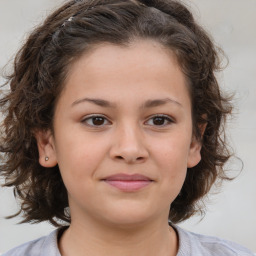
[45,156,49,161]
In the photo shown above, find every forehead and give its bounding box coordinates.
[65,39,185,84]
[59,39,191,110]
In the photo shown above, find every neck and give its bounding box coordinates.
[59,217,178,256]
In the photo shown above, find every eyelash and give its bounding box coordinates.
[81,114,174,127]
[81,115,111,127]
[146,114,174,126]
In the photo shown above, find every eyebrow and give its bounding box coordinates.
[71,97,182,108]
[72,98,117,108]
[142,98,182,109]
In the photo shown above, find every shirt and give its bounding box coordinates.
[2,225,254,256]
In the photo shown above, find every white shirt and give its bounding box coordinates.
[2,225,254,256]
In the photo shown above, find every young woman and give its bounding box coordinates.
[0,0,254,255]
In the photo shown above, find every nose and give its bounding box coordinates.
[109,124,149,164]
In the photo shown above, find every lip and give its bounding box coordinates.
[102,173,153,192]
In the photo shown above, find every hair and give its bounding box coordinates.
[0,0,233,226]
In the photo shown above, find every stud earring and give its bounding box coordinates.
[45,156,49,161]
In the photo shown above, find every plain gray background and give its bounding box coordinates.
[0,0,256,253]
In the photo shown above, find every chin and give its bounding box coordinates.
[99,205,157,229]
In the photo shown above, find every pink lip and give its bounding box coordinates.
[102,174,153,192]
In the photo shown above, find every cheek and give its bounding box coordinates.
[57,145,100,202]
[153,136,191,168]
[159,152,188,204]
[54,133,109,183]
[151,136,190,191]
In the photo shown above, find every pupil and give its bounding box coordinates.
[153,117,164,125]
[93,117,104,125]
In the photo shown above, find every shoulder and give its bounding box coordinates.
[174,225,254,256]
[2,229,60,256]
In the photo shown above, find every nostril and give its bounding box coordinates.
[115,155,144,162]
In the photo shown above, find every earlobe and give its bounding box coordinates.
[187,121,207,168]
[187,137,202,168]
[34,130,58,167]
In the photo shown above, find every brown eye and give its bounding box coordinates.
[152,117,166,125]
[82,115,110,127]
[146,115,174,126]
[92,117,105,126]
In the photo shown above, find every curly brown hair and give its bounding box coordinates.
[0,0,232,226]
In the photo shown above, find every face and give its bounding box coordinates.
[36,40,202,228]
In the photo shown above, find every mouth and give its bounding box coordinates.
[102,173,153,192]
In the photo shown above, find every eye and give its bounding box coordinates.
[145,115,174,126]
[81,115,111,127]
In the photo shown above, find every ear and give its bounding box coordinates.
[187,122,207,168]
[34,129,58,168]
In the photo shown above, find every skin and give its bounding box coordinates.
[36,39,203,256]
